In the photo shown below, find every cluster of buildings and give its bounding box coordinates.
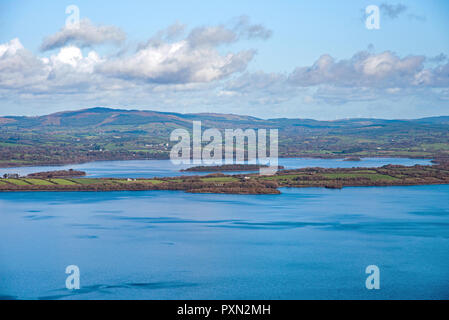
[2,173,20,179]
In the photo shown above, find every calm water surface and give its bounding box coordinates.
[0,157,432,178]
[0,158,447,300]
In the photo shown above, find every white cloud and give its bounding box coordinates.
[0,38,48,90]
[187,26,237,47]
[138,22,187,49]
[98,36,256,84]
[0,38,117,96]
[0,38,24,57]
[41,19,126,51]
[288,50,448,89]
[186,16,272,47]
[0,18,447,115]
[1,18,271,99]
[99,17,271,85]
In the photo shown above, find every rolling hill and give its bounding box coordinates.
[0,107,448,167]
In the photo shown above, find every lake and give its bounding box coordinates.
[0,157,433,178]
[0,158,448,300]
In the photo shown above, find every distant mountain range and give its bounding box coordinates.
[0,107,448,168]
[1,107,449,129]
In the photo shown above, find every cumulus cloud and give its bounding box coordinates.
[288,50,449,89]
[428,53,447,64]
[139,17,271,50]
[186,17,271,48]
[0,38,48,91]
[98,40,255,84]
[0,16,447,112]
[98,20,268,84]
[0,38,121,96]
[0,17,273,99]
[0,18,272,96]
[138,22,187,49]
[0,38,23,56]
[40,19,126,51]
[283,50,449,104]
[187,25,238,47]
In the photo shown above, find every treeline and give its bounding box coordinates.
[0,178,281,194]
[27,169,86,178]
[0,144,169,168]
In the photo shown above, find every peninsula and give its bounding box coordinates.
[1,164,448,194]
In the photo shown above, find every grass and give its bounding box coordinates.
[420,143,449,151]
[71,178,104,185]
[200,177,239,183]
[115,179,164,184]
[50,179,79,185]
[23,179,55,186]
[322,173,399,181]
[166,179,183,183]
[261,174,304,181]
[0,142,28,147]
[4,179,31,186]
[0,159,28,164]
[145,179,164,184]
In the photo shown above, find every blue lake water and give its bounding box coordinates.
[0,157,432,178]
[0,158,448,300]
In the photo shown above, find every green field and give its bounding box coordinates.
[200,177,239,182]
[322,173,399,181]
[23,179,55,186]
[50,179,79,185]
[71,178,104,185]
[115,179,164,184]
[261,174,304,181]
[5,179,31,186]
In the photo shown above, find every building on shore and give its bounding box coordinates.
[2,173,20,179]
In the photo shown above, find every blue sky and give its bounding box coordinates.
[0,0,448,119]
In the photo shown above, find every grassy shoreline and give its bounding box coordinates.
[1,163,448,194]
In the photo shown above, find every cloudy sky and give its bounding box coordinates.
[0,0,448,119]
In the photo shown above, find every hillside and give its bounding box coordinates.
[0,107,448,167]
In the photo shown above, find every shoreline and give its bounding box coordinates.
[0,182,448,194]
[1,163,448,194]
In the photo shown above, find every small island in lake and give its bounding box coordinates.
[343,157,362,161]
[1,164,449,194]
[26,169,86,178]
[181,164,285,172]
